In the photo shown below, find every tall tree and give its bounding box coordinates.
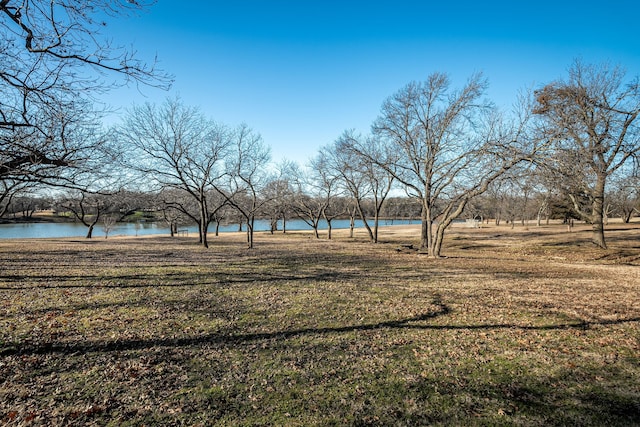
[117,98,231,248]
[218,124,271,249]
[1,0,170,187]
[534,61,640,248]
[305,150,344,240]
[332,131,395,243]
[290,166,327,239]
[360,72,536,257]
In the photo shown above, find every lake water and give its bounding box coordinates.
[0,218,421,239]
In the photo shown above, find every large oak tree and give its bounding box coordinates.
[358,72,537,257]
[534,61,640,248]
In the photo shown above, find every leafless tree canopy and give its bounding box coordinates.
[0,0,170,201]
[2,53,639,252]
[219,123,271,248]
[1,0,170,129]
[345,72,538,256]
[117,98,231,247]
[326,131,395,243]
[534,61,640,248]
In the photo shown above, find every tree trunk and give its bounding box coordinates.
[356,202,374,242]
[537,206,544,227]
[591,175,607,249]
[201,221,209,248]
[420,203,431,252]
[592,214,606,248]
[85,215,100,239]
[198,199,210,248]
[432,223,446,258]
[591,197,607,249]
[247,218,254,249]
[200,211,209,248]
[373,213,380,243]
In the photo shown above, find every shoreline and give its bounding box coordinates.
[2,217,639,241]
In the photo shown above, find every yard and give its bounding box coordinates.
[1,222,639,425]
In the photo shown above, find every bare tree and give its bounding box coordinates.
[489,165,538,228]
[156,188,197,237]
[534,61,640,248]
[217,124,271,249]
[608,170,640,223]
[1,1,170,199]
[533,188,553,227]
[262,179,285,234]
[261,160,298,234]
[7,194,39,218]
[0,180,31,218]
[101,214,117,239]
[303,150,345,240]
[333,130,395,243]
[290,166,326,239]
[499,179,524,228]
[291,194,324,238]
[0,0,170,130]
[56,191,108,238]
[359,72,537,257]
[117,98,231,248]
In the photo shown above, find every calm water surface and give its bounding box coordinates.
[0,219,420,239]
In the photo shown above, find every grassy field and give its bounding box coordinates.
[1,223,639,426]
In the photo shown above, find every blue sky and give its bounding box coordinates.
[102,1,640,164]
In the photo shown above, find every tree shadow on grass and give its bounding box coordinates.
[4,299,450,356]
[0,270,366,290]
[3,295,640,357]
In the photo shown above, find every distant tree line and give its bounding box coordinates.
[1,2,639,255]
[3,176,638,240]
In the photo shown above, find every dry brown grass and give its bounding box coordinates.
[1,222,639,425]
